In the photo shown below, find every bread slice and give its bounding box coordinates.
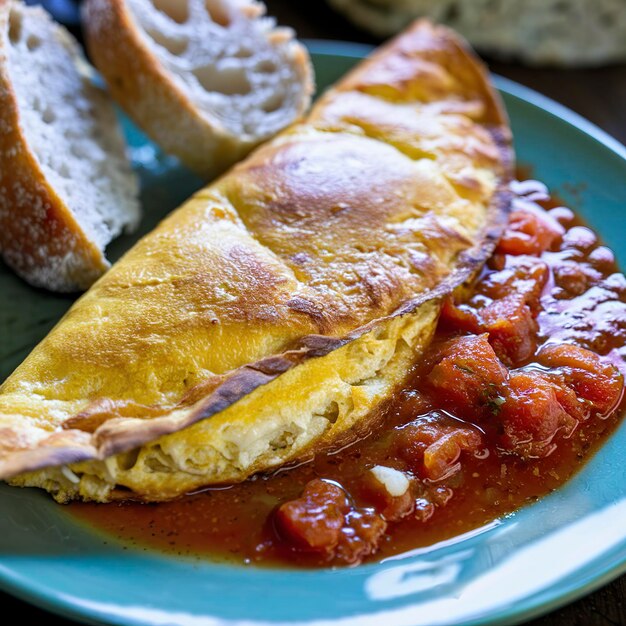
[0,0,140,292]
[82,0,314,179]
[327,0,626,66]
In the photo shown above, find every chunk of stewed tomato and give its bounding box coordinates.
[275,479,387,564]
[423,428,483,480]
[479,256,549,314]
[498,371,579,458]
[441,257,546,367]
[441,296,538,367]
[395,412,483,481]
[440,298,481,334]
[335,509,387,565]
[478,295,538,366]
[427,334,507,420]
[275,479,349,551]
[537,343,624,416]
[496,208,564,256]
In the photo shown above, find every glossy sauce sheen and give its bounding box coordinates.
[71,180,626,567]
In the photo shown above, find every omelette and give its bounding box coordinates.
[0,21,513,502]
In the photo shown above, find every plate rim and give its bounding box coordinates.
[2,39,626,626]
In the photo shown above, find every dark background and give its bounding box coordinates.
[4,1,626,625]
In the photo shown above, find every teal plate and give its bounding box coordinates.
[1,41,626,626]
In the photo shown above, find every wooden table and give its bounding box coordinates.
[3,1,625,624]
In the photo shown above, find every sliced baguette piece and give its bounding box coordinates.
[0,0,140,292]
[327,0,626,67]
[82,0,314,179]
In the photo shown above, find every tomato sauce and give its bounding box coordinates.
[71,179,626,567]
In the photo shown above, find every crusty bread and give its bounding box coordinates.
[327,0,626,66]
[0,0,140,292]
[82,0,314,179]
[0,21,512,503]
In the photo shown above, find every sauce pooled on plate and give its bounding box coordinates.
[71,178,626,567]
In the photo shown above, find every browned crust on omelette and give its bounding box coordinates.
[0,20,513,491]
[0,185,510,481]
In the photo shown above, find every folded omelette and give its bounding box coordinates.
[0,21,512,502]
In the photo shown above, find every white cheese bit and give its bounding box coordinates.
[370,465,410,497]
[60,465,81,484]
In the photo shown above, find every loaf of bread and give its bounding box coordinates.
[82,0,314,179]
[327,0,626,66]
[0,21,512,503]
[0,0,140,292]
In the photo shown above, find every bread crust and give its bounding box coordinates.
[0,20,513,501]
[82,0,313,179]
[327,0,626,67]
[0,1,109,291]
